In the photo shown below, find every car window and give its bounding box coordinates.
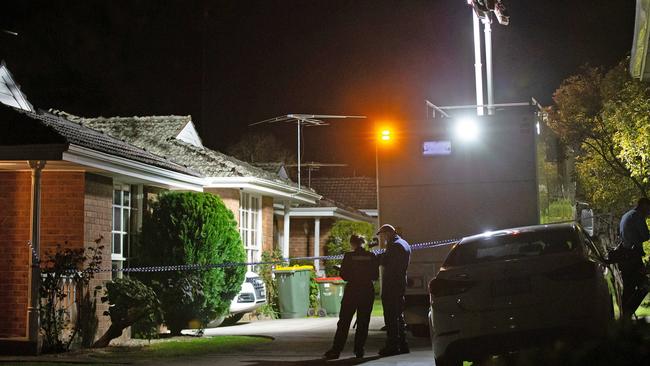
[444,228,579,267]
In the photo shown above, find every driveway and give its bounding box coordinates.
[180,316,434,366]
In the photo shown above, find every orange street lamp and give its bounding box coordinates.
[380,129,391,142]
[375,125,394,227]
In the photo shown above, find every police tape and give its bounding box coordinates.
[27,213,611,274]
[28,237,460,274]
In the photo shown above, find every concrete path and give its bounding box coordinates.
[177,316,435,366]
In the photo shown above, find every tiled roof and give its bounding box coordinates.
[0,106,199,176]
[317,197,372,216]
[309,177,377,209]
[61,112,302,185]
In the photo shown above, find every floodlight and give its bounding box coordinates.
[453,118,480,142]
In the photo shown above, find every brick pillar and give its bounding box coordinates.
[83,173,113,342]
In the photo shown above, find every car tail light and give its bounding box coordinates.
[428,278,476,298]
[545,261,597,281]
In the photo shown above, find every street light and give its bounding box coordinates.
[375,124,394,227]
[380,129,391,142]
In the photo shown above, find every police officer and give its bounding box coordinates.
[620,197,650,318]
[324,234,379,360]
[376,224,411,357]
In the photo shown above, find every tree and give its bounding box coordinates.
[135,191,246,335]
[547,60,650,213]
[226,132,296,164]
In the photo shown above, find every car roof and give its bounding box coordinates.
[460,222,580,244]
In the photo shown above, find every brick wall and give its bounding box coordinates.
[0,172,31,338]
[288,218,334,259]
[83,173,113,342]
[205,188,240,224]
[0,171,85,339]
[261,197,274,252]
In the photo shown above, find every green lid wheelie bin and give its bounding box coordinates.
[273,265,312,319]
[315,277,346,317]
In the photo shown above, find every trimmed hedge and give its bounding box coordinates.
[135,191,246,335]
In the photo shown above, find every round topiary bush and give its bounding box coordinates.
[135,191,246,335]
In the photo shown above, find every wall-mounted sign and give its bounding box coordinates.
[422,140,452,156]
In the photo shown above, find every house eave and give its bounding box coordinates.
[289,207,375,223]
[63,144,204,191]
[204,177,320,204]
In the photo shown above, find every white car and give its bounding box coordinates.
[428,223,621,366]
[208,271,266,327]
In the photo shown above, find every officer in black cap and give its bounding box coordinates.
[324,234,379,360]
[376,224,411,357]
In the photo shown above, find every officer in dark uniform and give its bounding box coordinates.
[620,197,650,317]
[376,224,411,357]
[324,234,379,359]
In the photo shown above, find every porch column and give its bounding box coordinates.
[28,160,45,352]
[313,217,321,274]
[282,203,290,258]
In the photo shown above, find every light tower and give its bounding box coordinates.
[466,0,510,116]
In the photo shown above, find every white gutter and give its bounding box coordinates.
[289,207,375,223]
[204,177,321,205]
[63,145,204,191]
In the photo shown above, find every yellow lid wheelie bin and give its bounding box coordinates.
[273,265,312,319]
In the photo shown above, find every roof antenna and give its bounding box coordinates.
[250,114,365,191]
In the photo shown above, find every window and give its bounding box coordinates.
[112,186,131,262]
[240,192,262,269]
[445,228,578,267]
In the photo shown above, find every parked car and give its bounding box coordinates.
[208,271,266,327]
[428,223,622,366]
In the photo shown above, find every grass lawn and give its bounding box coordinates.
[635,296,650,317]
[115,335,271,359]
[371,297,383,317]
[0,335,271,366]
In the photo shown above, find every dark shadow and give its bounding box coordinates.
[242,355,382,365]
[218,321,252,328]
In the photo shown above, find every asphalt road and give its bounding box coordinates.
[185,316,435,366]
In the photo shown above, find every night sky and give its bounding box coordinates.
[0,1,637,176]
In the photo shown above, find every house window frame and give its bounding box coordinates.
[239,192,263,268]
[112,184,131,262]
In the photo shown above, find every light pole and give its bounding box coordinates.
[466,0,510,116]
[375,126,392,227]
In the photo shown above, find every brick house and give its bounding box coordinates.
[0,62,372,352]
[0,63,317,353]
[59,112,321,269]
[0,97,204,353]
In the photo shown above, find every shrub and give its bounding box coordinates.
[134,191,246,335]
[258,250,286,318]
[324,220,375,276]
[39,243,103,353]
[93,277,162,348]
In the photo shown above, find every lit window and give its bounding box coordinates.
[240,192,262,270]
[112,186,131,263]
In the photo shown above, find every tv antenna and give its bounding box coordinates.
[284,162,348,188]
[250,114,365,190]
